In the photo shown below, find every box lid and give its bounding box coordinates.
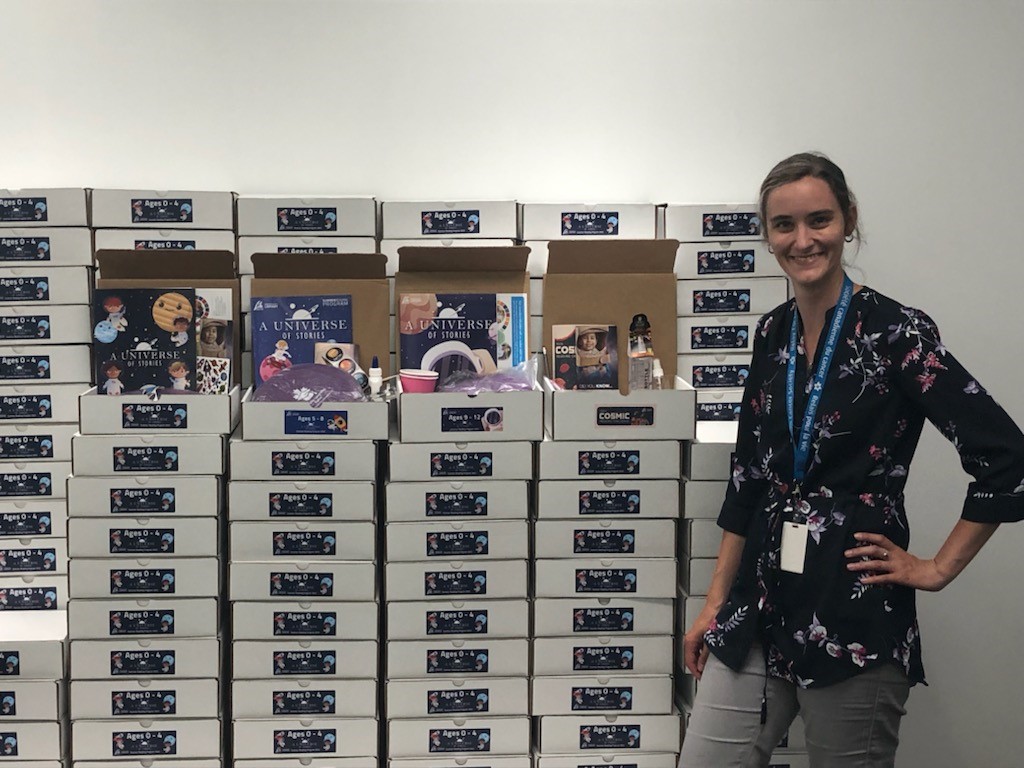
[252,251,386,280]
[96,249,237,279]
[546,240,677,274]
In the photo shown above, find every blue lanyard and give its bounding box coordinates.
[786,274,854,485]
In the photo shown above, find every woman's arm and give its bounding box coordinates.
[684,530,746,678]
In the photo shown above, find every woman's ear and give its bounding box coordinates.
[845,204,859,238]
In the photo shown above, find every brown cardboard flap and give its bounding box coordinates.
[252,252,387,280]
[546,240,678,274]
[397,246,530,273]
[96,250,237,279]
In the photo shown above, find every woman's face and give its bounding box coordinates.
[765,175,854,293]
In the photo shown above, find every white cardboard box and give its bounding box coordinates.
[673,241,782,279]
[389,758,528,768]
[385,560,527,602]
[379,239,514,277]
[537,713,681,753]
[67,475,220,518]
[0,304,91,345]
[69,557,219,599]
[385,481,528,522]
[68,517,219,559]
[533,519,676,559]
[0,719,62,759]
[677,276,788,317]
[238,236,378,274]
[0,265,90,305]
[94,227,236,254]
[388,442,533,483]
[241,389,390,441]
[232,718,378,760]
[533,598,674,637]
[79,386,241,435]
[521,203,656,241]
[664,204,761,242]
[532,635,674,677]
[0,460,70,500]
[383,201,517,240]
[230,521,375,562]
[387,638,528,679]
[230,438,378,481]
[685,441,735,481]
[0,422,77,462]
[531,675,673,716]
[72,433,226,476]
[70,677,219,720]
[679,556,716,597]
[677,352,752,390]
[70,638,220,680]
[0,537,67,574]
[0,636,64,679]
[682,481,727,520]
[679,518,721,560]
[230,639,378,680]
[536,753,678,768]
[0,498,67,540]
[696,389,743,424]
[232,600,378,641]
[386,676,528,719]
[534,558,677,599]
[0,573,68,610]
[538,441,680,481]
[398,389,544,443]
[536,480,679,520]
[234,759,375,768]
[0,188,87,227]
[91,189,234,230]
[387,599,529,641]
[0,678,58,719]
[229,561,377,602]
[67,597,218,639]
[237,196,376,238]
[229,480,374,522]
[0,381,88,423]
[0,343,91,384]
[387,716,530,758]
[72,718,221,760]
[232,678,378,719]
[0,227,92,266]
[386,520,528,562]
[678,315,757,355]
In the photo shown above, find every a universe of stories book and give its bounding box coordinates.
[93,288,198,394]
[398,293,528,378]
[250,294,353,387]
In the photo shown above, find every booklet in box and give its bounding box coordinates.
[250,294,353,387]
[551,324,618,390]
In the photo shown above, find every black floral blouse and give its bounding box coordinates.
[706,286,1024,688]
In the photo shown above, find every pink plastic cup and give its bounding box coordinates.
[399,368,439,393]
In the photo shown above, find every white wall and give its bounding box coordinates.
[6,1,1024,765]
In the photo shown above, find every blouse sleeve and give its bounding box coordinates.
[717,312,774,535]
[889,306,1024,523]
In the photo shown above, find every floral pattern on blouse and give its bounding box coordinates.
[708,287,1024,689]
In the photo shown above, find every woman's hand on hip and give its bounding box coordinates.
[845,532,952,592]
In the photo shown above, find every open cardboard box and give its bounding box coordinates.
[542,240,695,441]
[394,246,543,443]
[78,385,241,435]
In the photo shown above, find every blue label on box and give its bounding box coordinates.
[425,569,487,596]
[110,487,176,514]
[0,196,47,223]
[112,729,177,756]
[690,324,750,350]
[696,248,756,275]
[277,207,338,232]
[427,609,488,635]
[574,645,635,671]
[573,686,633,711]
[693,288,751,314]
[427,530,488,557]
[274,611,337,636]
[561,211,620,236]
[273,451,336,476]
[274,728,337,754]
[274,530,337,557]
[440,407,503,433]
[574,528,635,554]
[109,568,176,595]
[576,568,637,593]
[0,434,54,460]
[0,692,15,716]
[430,452,493,478]
[0,394,51,420]
[110,649,175,676]
[580,764,637,768]
[595,406,654,427]
[692,364,748,389]
[697,402,741,421]
[0,731,16,756]
[112,689,176,716]
[581,724,640,750]
[430,727,490,753]
[0,354,50,380]
[0,512,52,537]
[0,314,50,340]
[274,650,336,676]
[0,276,48,302]
[0,236,51,262]
[132,198,193,224]
[122,403,187,429]
[421,209,480,235]
[270,492,334,517]
[428,687,490,714]
[274,689,336,715]
[0,547,57,573]
[0,654,18,677]
[114,446,179,472]
[578,450,639,475]
[109,528,175,554]
[427,648,489,674]
[134,239,197,250]
[270,571,334,597]
[109,609,174,635]
[0,586,57,611]
[425,491,487,517]
[277,246,339,254]
[284,410,348,436]
[702,212,760,238]
[579,489,640,515]
[575,606,635,633]
[0,472,52,497]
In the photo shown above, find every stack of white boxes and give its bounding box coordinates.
[228,392,385,766]
[533,382,693,768]
[66,390,237,765]
[0,187,93,766]
[235,196,378,388]
[384,383,542,767]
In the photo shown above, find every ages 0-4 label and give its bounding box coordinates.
[424,569,487,596]
[0,586,58,611]
[689,324,750,350]
[272,451,336,476]
[277,207,338,232]
[691,364,749,389]
[0,547,57,573]
[426,609,488,635]
[277,246,338,254]
[111,689,176,716]
[109,568,176,595]
[579,489,640,515]
[595,406,654,428]
[702,211,760,238]
[269,571,334,598]
[580,723,641,750]
[562,211,619,236]
[426,529,488,557]
[134,239,197,250]
[131,198,193,224]
[121,403,188,429]
[574,644,636,671]
[273,611,337,636]
[111,729,178,756]
[0,276,48,302]
[697,402,741,421]
[574,606,635,633]
[576,568,637,593]
[574,528,635,554]
[578,450,640,475]
[284,410,348,436]
[430,452,493,478]
[0,731,16,756]
[427,648,489,674]
[0,691,15,716]
[0,354,50,380]
[0,236,51,262]
[696,248,756,275]
[0,434,54,460]
[110,649,176,676]
[273,689,336,715]
[0,196,47,223]
[273,530,337,557]
[0,314,50,341]
[110,487,176,514]
[421,209,480,236]
[0,394,51,420]
[273,650,337,676]
[427,687,490,714]
[425,491,488,517]
[572,685,633,711]
[108,609,174,635]
[109,528,175,554]
[113,446,178,472]
[269,492,334,517]
[0,654,18,676]
[274,728,337,754]
[693,288,752,314]
[0,472,52,497]
[441,407,503,433]
[429,727,491,753]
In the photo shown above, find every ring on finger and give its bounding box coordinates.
[880,549,888,559]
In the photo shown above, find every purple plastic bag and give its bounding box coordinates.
[249,364,367,406]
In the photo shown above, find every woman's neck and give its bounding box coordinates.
[793,270,848,333]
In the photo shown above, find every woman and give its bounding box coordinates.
[679,152,1024,767]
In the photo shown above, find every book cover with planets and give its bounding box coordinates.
[93,288,198,394]
[250,294,353,387]
[398,293,528,377]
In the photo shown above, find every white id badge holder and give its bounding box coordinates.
[780,513,808,574]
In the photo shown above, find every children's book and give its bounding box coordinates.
[551,324,618,390]
[93,288,198,394]
[250,294,353,387]
[397,293,528,378]
[194,287,233,394]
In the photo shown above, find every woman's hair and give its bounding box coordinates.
[759,152,862,246]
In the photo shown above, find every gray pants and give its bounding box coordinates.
[679,647,910,768]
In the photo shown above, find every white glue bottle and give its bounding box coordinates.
[652,358,664,390]
[368,355,383,396]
